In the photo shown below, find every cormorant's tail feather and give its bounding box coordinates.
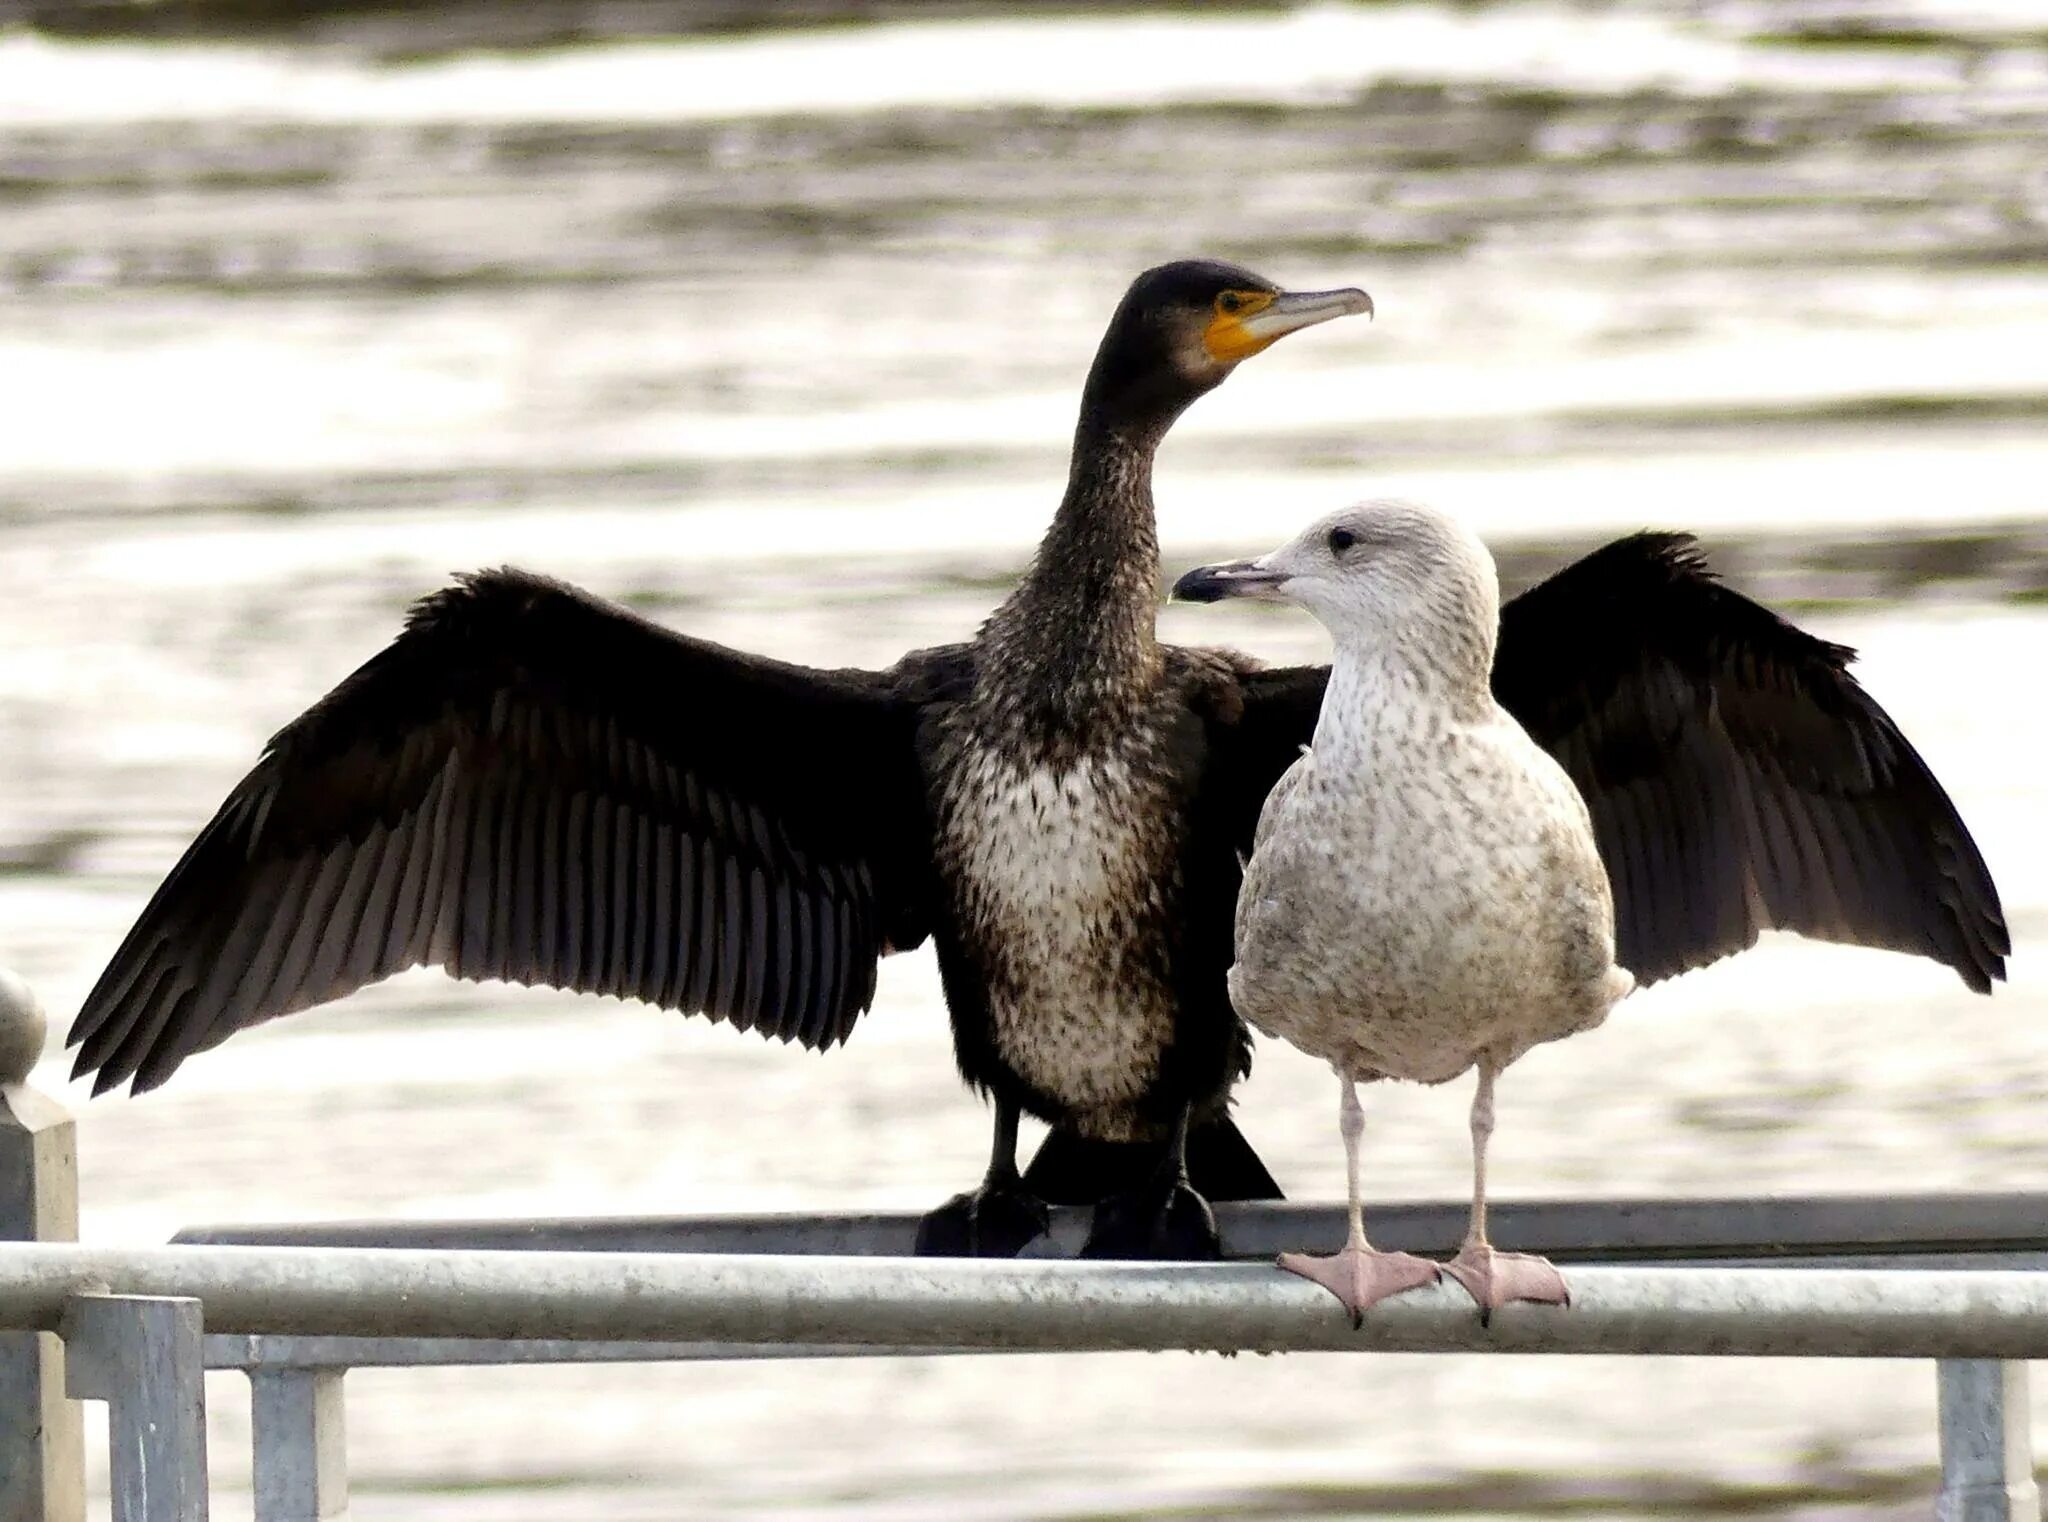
[1188,1114,1284,1201]
[1022,1115,1282,1204]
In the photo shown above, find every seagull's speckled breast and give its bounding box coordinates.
[1231,663,1625,1087]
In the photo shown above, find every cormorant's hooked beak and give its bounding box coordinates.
[1172,558,1293,603]
[1204,286,1374,364]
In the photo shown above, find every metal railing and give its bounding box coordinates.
[9,1240,2048,1356]
[2,1244,2047,1521]
[171,1189,2048,1266]
[3,971,2043,1522]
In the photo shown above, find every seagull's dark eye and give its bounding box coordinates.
[1327,526,1357,555]
[1217,291,1245,315]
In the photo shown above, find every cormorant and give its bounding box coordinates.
[1176,500,1633,1320]
[67,260,1372,1258]
[67,260,2006,1261]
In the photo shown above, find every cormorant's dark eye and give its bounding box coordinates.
[1328,526,1357,555]
[1217,291,1245,315]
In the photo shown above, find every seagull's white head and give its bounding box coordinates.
[1173,498,1500,684]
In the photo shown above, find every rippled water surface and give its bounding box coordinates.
[3,2,2048,1516]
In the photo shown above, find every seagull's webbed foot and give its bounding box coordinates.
[1279,1244,1440,1326]
[1441,1242,1569,1322]
[913,1180,1050,1258]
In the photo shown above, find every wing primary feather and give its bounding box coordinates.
[383,766,445,969]
[765,871,796,1037]
[702,784,730,847]
[1745,780,1820,934]
[626,810,655,999]
[848,860,880,1022]
[72,937,163,1055]
[850,861,878,1032]
[675,831,708,1011]
[809,886,842,1048]
[333,819,401,996]
[716,851,746,1025]
[268,844,357,1012]
[561,791,590,990]
[191,857,293,1027]
[103,971,192,1097]
[468,774,514,983]
[735,801,766,862]
[74,943,174,1081]
[648,819,679,1007]
[742,863,770,1034]
[75,790,270,1030]
[585,794,616,992]
[686,839,721,1016]
[1595,785,1654,975]
[536,781,565,982]
[506,772,541,983]
[450,772,501,982]
[798,889,831,1057]
[420,761,468,969]
[486,769,525,980]
[228,852,324,1027]
[606,800,635,999]
[827,891,857,1046]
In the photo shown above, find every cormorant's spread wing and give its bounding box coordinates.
[1492,532,2007,990]
[1210,663,1330,855]
[69,569,948,1096]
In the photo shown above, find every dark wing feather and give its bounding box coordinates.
[69,568,956,1095]
[1179,655,1334,1088]
[1492,532,2007,990]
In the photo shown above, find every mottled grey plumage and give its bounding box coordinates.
[1229,501,1629,1081]
[1178,499,1631,1319]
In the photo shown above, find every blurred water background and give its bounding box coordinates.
[3,0,2048,1516]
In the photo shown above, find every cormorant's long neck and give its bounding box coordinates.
[981,415,1168,747]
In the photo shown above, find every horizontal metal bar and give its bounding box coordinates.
[195,1255,2048,1367]
[204,1333,974,1368]
[171,1194,2048,1264]
[9,1243,2048,1359]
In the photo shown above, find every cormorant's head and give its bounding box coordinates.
[1080,259,1373,438]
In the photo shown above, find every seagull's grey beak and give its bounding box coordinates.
[1172,558,1292,603]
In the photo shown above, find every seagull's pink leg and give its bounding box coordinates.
[1279,1075,1440,1325]
[1441,1055,1569,1318]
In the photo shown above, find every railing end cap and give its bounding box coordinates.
[0,966,49,1087]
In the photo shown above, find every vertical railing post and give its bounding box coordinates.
[0,968,86,1522]
[1937,1359,2040,1522]
[251,1368,350,1521]
[64,1294,210,1522]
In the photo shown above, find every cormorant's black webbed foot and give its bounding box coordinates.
[1078,1106,1221,1260]
[913,1180,1050,1258]
[913,1096,1049,1257]
[1079,1176,1220,1260]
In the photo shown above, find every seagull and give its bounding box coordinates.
[1175,499,1635,1318]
